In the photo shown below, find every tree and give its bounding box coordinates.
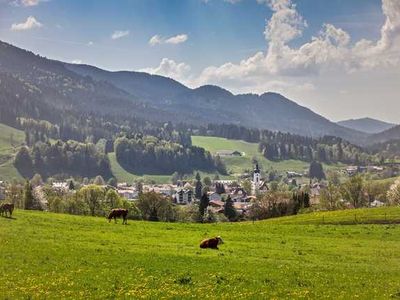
[93,175,105,186]
[242,179,252,195]
[171,172,180,185]
[14,146,33,179]
[107,177,117,188]
[224,196,237,221]
[387,178,400,205]
[195,172,203,199]
[340,175,365,208]
[320,182,341,210]
[78,185,105,216]
[309,161,325,180]
[199,192,210,221]
[137,192,173,221]
[6,180,23,208]
[68,180,75,190]
[105,189,122,209]
[203,177,212,187]
[135,181,143,196]
[30,173,43,187]
[23,180,35,210]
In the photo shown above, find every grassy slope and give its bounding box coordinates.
[0,123,24,180]
[192,136,344,175]
[1,208,400,299]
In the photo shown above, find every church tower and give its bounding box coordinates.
[252,163,261,195]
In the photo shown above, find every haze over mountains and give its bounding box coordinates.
[0,40,398,146]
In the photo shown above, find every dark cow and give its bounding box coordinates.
[0,203,14,218]
[200,236,224,249]
[107,208,128,224]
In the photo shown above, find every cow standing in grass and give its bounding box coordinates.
[200,236,224,249]
[0,203,14,218]
[107,208,128,224]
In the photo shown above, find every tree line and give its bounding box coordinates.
[14,140,112,180]
[114,136,226,175]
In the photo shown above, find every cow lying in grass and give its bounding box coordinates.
[107,208,128,224]
[200,236,224,249]
[0,203,14,218]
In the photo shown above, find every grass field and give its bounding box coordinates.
[191,136,344,176]
[0,123,24,181]
[1,208,400,299]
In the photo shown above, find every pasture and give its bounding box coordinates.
[1,208,400,299]
[191,135,344,176]
[0,123,24,181]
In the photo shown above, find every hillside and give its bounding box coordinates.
[68,60,366,142]
[338,117,395,134]
[0,40,367,142]
[191,136,343,175]
[1,208,399,298]
[0,123,24,180]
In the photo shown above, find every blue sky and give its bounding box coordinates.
[1,0,399,123]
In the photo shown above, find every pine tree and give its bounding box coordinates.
[195,172,202,199]
[224,196,237,221]
[23,180,35,210]
[199,192,210,220]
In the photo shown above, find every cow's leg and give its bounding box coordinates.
[114,216,117,223]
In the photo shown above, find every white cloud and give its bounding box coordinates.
[87,41,94,46]
[71,59,82,64]
[149,34,162,46]
[141,58,191,82]
[165,34,188,44]
[11,16,42,31]
[197,0,400,86]
[148,34,188,46]
[11,0,45,6]
[111,30,130,40]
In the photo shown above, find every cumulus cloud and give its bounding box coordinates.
[11,0,45,6]
[149,34,188,46]
[141,58,191,82]
[111,30,130,40]
[11,16,42,31]
[197,0,400,88]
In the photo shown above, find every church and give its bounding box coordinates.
[251,163,268,195]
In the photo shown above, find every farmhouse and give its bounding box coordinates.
[216,150,243,157]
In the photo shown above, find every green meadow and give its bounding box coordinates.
[1,207,400,299]
[191,135,344,176]
[0,123,24,181]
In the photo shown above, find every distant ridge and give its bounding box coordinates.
[0,39,368,144]
[337,117,396,134]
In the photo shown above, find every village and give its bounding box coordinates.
[1,160,392,221]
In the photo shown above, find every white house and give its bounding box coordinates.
[174,188,193,204]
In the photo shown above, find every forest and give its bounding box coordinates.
[14,140,112,180]
[114,136,226,175]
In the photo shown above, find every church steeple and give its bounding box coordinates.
[252,162,261,195]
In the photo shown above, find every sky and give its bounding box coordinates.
[0,0,399,123]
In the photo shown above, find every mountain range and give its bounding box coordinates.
[0,40,399,146]
[337,118,396,134]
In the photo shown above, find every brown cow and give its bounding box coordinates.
[107,208,128,224]
[0,203,14,218]
[200,236,224,249]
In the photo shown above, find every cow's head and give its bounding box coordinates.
[216,236,224,244]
